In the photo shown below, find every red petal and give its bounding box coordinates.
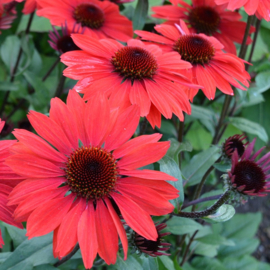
[78,203,98,269]
[111,193,157,240]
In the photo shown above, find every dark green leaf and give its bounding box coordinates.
[133,0,149,30]
[166,217,203,235]
[158,156,184,207]
[182,146,220,186]
[203,204,235,223]
[141,256,158,270]
[114,254,143,270]
[0,233,57,270]
[158,256,175,270]
[191,257,226,270]
[228,117,268,143]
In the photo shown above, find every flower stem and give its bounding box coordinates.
[182,194,222,210]
[0,12,34,117]
[54,74,66,98]
[139,117,148,135]
[178,119,185,168]
[246,19,261,71]
[42,58,60,81]
[54,244,80,267]
[180,230,198,266]
[172,190,230,219]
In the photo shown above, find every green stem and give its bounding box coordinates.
[182,194,222,210]
[54,244,79,267]
[172,190,230,219]
[0,12,34,117]
[178,119,185,168]
[54,74,66,98]
[180,230,198,266]
[42,58,60,82]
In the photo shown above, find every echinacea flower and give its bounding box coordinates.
[61,35,198,128]
[223,134,247,159]
[0,3,16,33]
[215,0,270,22]
[0,119,23,247]
[36,0,133,42]
[0,0,37,14]
[6,90,178,268]
[152,0,254,54]
[48,22,82,54]
[135,20,250,101]
[133,223,171,257]
[228,138,270,197]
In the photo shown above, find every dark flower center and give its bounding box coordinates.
[233,160,266,193]
[57,35,80,53]
[73,4,105,29]
[65,146,117,199]
[225,138,245,158]
[174,35,215,65]
[111,46,158,83]
[135,232,161,254]
[188,6,221,35]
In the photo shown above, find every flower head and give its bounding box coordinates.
[0,3,16,33]
[36,0,133,42]
[133,223,171,257]
[215,0,270,22]
[6,90,178,269]
[152,0,254,54]
[61,35,198,128]
[228,138,270,197]
[48,22,82,54]
[0,119,23,247]
[223,134,247,159]
[135,20,250,101]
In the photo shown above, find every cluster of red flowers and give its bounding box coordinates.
[0,0,270,269]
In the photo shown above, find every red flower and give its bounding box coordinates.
[215,0,270,22]
[6,90,178,268]
[36,0,133,42]
[0,0,37,14]
[135,20,250,101]
[48,22,83,54]
[229,138,270,197]
[0,3,16,33]
[0,120,23,247]
[61,35,198,128]
[152,0,254,54]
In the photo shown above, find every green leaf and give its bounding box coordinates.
[249,71,270,95]
[218,238,259,258]
[17,14,52,33]
[158,156,184,207]
[196,234,234,246]
[157,120,177,138]
[228,117,268,143]
[221,255,259,270]
[0,253,12,264]
[203,204,235,223]
[0,233,57,270]
[0,35,20,72]
[166,216,203,235]
[193,242,218,257]
[182,146,220,186]
[133,0,149,30]
[141,256,158,270]
[3,224,27,248]
[191,257,227,270]
[0,81,19,91]
[221,213,262,240]
[114,254,143,270]
[166,139,192,164]
[158,256,175,270]
[213,162,231,173]
[23,71,51,111]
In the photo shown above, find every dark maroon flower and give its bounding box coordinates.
[223,134,247,159]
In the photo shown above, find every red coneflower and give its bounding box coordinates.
[215,0,270,22]
[0,119,23,247]
[222,134,248,159]
[0,3,16,33]
[228,138,270,197]
[36,0,133,42]
[133,223,171,257]
[152,0,254,54]
[135,20,250,101]
[48,22,83,54]
[6,90,178,268]
[0,0,37,14]
[61,35,198,128]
